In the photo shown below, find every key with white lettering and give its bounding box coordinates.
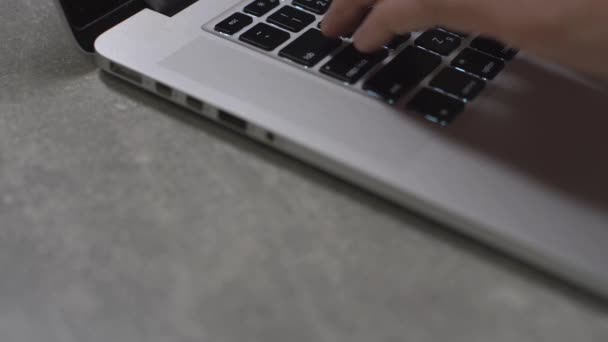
[452,48,504,80]
[215,13,253,35]
[244,0,280,17]
[279,29,342,67]
[363,46,441,103]
[239,23,290,51]
[430,67,485,101]
[293,0,332,14]
[320,44,388,84]
[267,6,315,32]
[415,29,461,56]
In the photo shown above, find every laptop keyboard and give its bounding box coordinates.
[205,0,517,126]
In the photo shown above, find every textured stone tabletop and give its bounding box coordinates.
[1,1,607,342]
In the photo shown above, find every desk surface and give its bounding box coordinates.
[1,2,607,341]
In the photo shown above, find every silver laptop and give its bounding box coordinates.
[57,0,608,297]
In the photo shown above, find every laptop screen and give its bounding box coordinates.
[60,0,132,29]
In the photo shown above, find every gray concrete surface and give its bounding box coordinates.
[1,1,607,341]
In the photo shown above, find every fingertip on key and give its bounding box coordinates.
[319,20,342,38]
[352,31,385,53]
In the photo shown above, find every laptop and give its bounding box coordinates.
[56,0,608,297]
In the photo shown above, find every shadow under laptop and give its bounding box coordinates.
[98,70,608,312]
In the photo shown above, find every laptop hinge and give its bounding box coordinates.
[58,0,198,53]
[144,0,198,17]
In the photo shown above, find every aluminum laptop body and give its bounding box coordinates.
[57,0,608,297]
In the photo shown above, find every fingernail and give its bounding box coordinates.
[352,31,373,52]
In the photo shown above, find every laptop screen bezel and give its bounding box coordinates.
[57,0,146,53]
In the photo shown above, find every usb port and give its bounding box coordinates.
[218,110,247,131]
[186,96,204,111]
[109,62,142,84]
[155,82,173,97]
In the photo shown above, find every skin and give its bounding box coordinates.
[321,0,608,75]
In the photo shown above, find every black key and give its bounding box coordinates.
[408,88,465,125]
[240,23,290,51]
[363,46,441,103]
[415,29,461,56]
[320,45,388,84]
[385,33,411,50]
[267,6,315,32]
[452,48,504,79]
[215,13,253,35]
[279,29,342,67]
[430,68,485,101]
[471,36,518,60]
[437,27,469,38]
[293,0,332,14]
[244,0,280,17]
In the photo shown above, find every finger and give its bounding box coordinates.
[352,0,426,51]
[322,0,376,38]
[353,0,503,52]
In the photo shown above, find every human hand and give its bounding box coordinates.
[321,0,608,75]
